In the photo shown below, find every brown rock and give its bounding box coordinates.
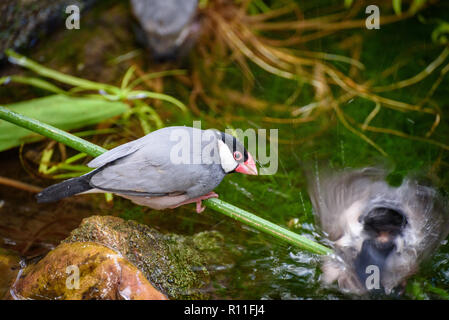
[11,242,167,300]
[63,215,229,299]
[0,248,21,299]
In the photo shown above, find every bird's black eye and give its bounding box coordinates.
[233,151,243,161]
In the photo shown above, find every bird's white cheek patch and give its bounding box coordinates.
[218,140,238,173]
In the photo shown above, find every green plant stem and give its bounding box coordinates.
[5,50,187,112]
[0,106,106,157]
[204,198,332,255]
[0,106,332,256]
[5,50,118,94]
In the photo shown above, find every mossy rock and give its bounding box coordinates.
[0,248,21,299]
[0,0,99,58]
[63,215,230,299]
[11,242,167,300]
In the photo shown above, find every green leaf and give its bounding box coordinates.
[344,0,354,8]
[432,21,449,45]
[392,0,402,15]
[252,0,270,13]
[0,95,128,151]
[39,148,54,174]
[408,280,427,300]
[121,65,136,90]
[409,0,427,14]
[425,283,449,299]
[386,172,404,187]
[198,0,209,9]
[5,50,119,94]
[0,76,66,94]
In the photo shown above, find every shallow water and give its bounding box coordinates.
[0,0,449,299]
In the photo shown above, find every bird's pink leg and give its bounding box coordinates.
[169,192,219,213]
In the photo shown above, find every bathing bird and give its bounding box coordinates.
[307,167,449,295]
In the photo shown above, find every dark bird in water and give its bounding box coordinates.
[307,167,449,295]
[130,0,201,61]
[36,126,257,213]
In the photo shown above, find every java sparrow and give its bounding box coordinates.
[36,126,257,213]
[130,0,200,60]
[307,167,449,295]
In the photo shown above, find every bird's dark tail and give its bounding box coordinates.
[36,171,96,203]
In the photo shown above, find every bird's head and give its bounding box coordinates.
[131,0,200,61]
[354,206,408,294]
[216,132,258,176]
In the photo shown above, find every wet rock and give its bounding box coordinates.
[0,0,99,58]
[11,242,168,300]
[63,216,229,299]
[0,248,21,299]
[8,215,230,299]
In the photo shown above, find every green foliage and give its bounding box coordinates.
[4,50,187,113]
[405,278,449,300]
[409,0,427,14]
[344,0,354,8]
[393,0,402,15]
[0,95,127,151]
[386,172,404,187]
[432,20,449,44]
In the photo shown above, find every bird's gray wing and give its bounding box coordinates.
[89,127,222,197]
[88,138,145,169]
[90,159,206,197]
[391,178,449,260]
[307,167,386,240]
[364,176,449,291]
[88,127,182,168]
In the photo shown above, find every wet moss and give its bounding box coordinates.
[12,242,167,300]
[63,216,231,299]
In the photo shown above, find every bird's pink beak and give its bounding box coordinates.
[235,153,258,175]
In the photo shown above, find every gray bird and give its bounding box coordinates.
[307,167,449,295]
[130,0,200,60]
[36,126,258,213]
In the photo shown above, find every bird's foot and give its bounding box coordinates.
[195,192,219,213]
[168,192,219,213]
